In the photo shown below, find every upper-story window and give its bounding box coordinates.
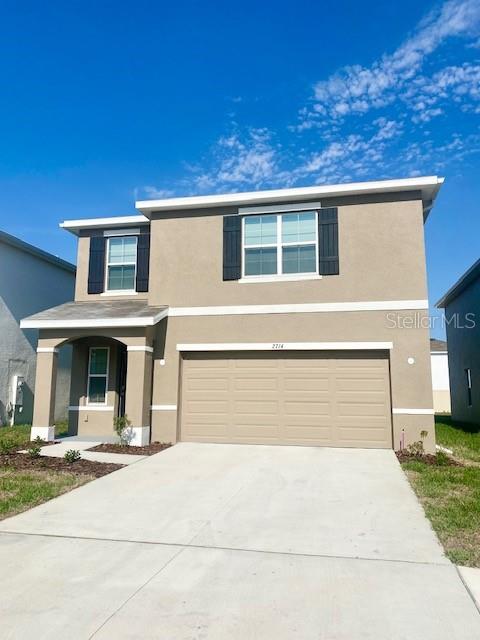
[243,212,318,278]
[105,236,138,291]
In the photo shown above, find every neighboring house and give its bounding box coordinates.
[437,258,480,424]
[430,338,451,414]
[22,176,443,452]
[0,231,75,426]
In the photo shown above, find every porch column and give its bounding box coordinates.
[124,346,153,446]
[31,347,58,441]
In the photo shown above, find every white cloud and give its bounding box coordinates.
[301,0,480,125]
[192,128,281,192]
[134,186,175,200]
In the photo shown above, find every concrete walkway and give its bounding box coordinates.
[31,436,147,465]
[1,443,479,639]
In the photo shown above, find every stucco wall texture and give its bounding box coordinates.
[0,240,75,426]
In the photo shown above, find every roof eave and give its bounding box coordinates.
[60,215,149,236]
[135,176,445,218]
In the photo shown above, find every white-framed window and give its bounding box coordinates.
[87,347,109,405]
[105,236,138,291]
[242,211,318,278]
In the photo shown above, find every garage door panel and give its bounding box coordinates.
[284,400,332,416]
[180,352,392,448]
[234,377,279,391]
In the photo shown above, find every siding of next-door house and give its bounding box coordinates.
[0,241,75,426]
[444,277,480,424]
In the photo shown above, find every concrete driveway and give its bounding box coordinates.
[1,443,479,639]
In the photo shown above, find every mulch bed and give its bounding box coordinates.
[396,451,463,466]
[87,442,172,456]
[0,452,123,478]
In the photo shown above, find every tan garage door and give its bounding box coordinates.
[180,352,392,448]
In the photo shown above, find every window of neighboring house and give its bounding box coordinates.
[465,368,473,407]
[87,347,109,405]
[243,212,318,277]
[106,236,137,291]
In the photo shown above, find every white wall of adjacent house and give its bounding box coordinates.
[431,352,451,414]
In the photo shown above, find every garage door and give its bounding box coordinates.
[180,352,392,448]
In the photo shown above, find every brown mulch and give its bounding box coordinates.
[0,453,123,478]
[87,442,172,456]
[396,451,463,466]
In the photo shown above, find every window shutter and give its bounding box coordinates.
[223,215,242,280]
[318,208,339,275]
[87,236,106,294]
[136,231,150,292]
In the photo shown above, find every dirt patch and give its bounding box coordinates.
[87,442,172,456]
[0,452,123,478]
[396,451,463,466]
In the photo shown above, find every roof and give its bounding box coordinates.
[58,176,444,235]
[0,230,76,273]
[135,176,444,218]
[430,338,448,353]
[60,215,149,236]
[436,258,480,308]
[20,300,168,329]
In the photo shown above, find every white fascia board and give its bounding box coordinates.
[177,342,393,352]
[392,408,435,415]
[20,308,168,330]
[60,215,149,236]
[136,177,444,215]
[169,300,429,317]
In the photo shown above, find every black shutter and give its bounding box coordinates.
[318,208,339,275]
[223,215,242,280]
[136,231,150,292]
[87,236,106,294]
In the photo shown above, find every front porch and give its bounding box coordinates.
[20,300,168,445]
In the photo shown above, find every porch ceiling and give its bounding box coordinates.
[20,300,168,329]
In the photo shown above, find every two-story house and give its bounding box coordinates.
[21,176,443,451]
[0,230,75,427]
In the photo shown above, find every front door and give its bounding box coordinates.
[117,346,127,417]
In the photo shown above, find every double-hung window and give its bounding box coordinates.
[87,347,109,405]
[106,236,137,291]
[243,211,318,278]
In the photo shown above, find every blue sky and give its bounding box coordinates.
[0,0,479,337]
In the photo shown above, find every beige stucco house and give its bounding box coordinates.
[22,176,443,452]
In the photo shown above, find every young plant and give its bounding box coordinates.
[27,444,42,458]
[64,449,81,463]
[113,415,132,446]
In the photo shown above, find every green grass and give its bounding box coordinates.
[435,416,480,463]
[400,415,480,567]
[0,468,91,520]
[0,423,69,453]
[0,423,89,520]
[403,461,480,566]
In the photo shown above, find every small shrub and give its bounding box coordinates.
[435,450,450,466]
[113,415,132,446]
[27,444,42,458]
[0,438,18,454]
[406,440,425,456]
[64,449,81,463]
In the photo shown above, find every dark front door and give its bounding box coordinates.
[117,346,127,417]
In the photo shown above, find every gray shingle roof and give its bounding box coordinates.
[20,300,168,329]
[0,230,76,273]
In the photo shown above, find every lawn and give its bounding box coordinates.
[0,423,111,521]
[401,416,480,567]
[0,468,92,519]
